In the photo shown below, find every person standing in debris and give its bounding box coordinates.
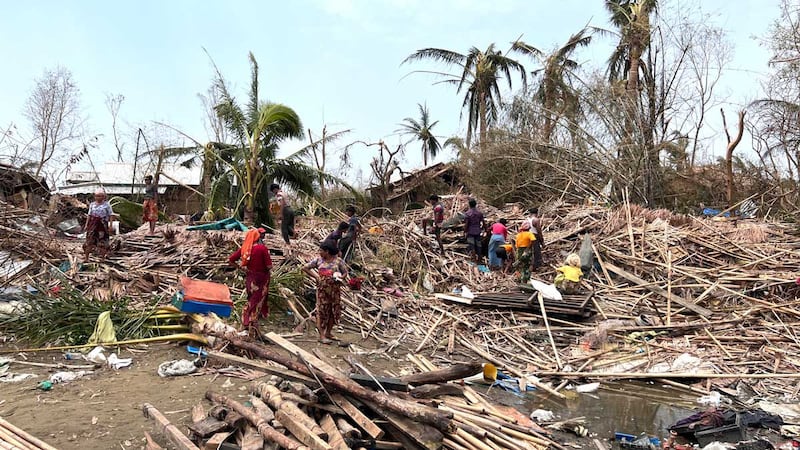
[339,205,362,262]
[325,222,350,250]
[526,207,545,270]
[270,184,296,245]
[228,228,273,332]
[487,218,508,270]
[142,174,158,235]
[83,189,115,261]
[514,222,536,282]
[422,194,445,254]
[463,198,485,263]
[303,241,349,344]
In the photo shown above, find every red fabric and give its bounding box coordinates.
[243,271,270,327]
[229,244,272,273]
[142,199,158,222]
[491,222,508,240]
[180,277,232,305]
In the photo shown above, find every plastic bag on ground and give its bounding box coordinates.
[575,382,600,393]
[530,409,555,422]
[108,353,132,370]
[530,279,562,301]
[158,359,197,377]
[50,371,92,384]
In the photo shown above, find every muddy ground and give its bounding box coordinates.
[0,325,413,450]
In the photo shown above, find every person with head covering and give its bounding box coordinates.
[303,241,349,344]
[270,183,296,245]
[84,189,114,261]
[514,221,536,282]
[142,174,159,235]
[228,228,273,332]
[555,253,583,294]
[487,218,508,270]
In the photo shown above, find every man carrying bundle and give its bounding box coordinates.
[228,228,273,332]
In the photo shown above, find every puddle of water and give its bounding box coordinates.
[482,380,699,440]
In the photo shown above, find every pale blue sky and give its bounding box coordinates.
[0,0,780,185]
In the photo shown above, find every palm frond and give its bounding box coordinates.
[402,48,466,66]
[247,52,260,127]
[511,40,544,59]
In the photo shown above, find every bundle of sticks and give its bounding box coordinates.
[0,417,57,450]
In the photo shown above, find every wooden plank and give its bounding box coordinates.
[603,262,713,317]
[319,414,349,450]
[349,373,409,392]
[275,409,332,450]
[330,393,384,440]
[204,432,231,450]
[143,403,200,450]
[433,293,472,305]
[207,350,317,386]
[363,400,443,450]
[265,332,346,378]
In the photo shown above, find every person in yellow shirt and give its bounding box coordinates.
[514,222,536,282]
[555,253,583,294]
[496,242,515,274]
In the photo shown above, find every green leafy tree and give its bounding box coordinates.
[605,0,658,92]
[403,44,527,148]
[397,103,441,166]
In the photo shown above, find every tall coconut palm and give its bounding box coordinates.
[513,27,593,143]
[397,103,441,166]
[211,52,314,224]
[605,0,658,93]
[403,44,527,148]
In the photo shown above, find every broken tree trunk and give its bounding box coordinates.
[400,363,483,386]
[205,391,308,450]
[218,333,455,433]
[721,108,746,210]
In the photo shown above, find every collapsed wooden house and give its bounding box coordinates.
[57,162,203,216]
[368,163,461,212]
[0,163,49,210]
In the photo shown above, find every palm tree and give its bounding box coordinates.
[211,52,313,224]
[513,28,593,143]
[403,44,527,148]
[397,103,441,166]
[605,0,658,93]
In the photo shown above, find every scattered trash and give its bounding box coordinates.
[575,382,600,393]
[107,353,132,370]
[86,311,117,346]
[530,279,563,301]
[157,359,197,377]
[615,431,660,449]
[0,359,35,383]
[38,380,53,391]
[50,371,92,384]
[698,391,723,407]
[530,409,555,422]
[460,285,475,299]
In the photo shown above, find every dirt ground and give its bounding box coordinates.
[0,326,409,450]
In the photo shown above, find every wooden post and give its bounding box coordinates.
[142,403,200,450]
[319,414,348,450]
[400,363,483,385]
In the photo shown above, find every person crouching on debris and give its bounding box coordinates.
[555,253,583,294]
[340,205,362,262]
[143,174,158,235]
[303,241,349,344]
[84,189,115,261]
[325,222,349,250]
[228,228,273,333]
[422,194,445,254]
[514,222,536,282]
[497,241,515,274]
[487,218,508,270]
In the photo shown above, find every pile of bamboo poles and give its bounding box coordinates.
[0,417,57,450]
